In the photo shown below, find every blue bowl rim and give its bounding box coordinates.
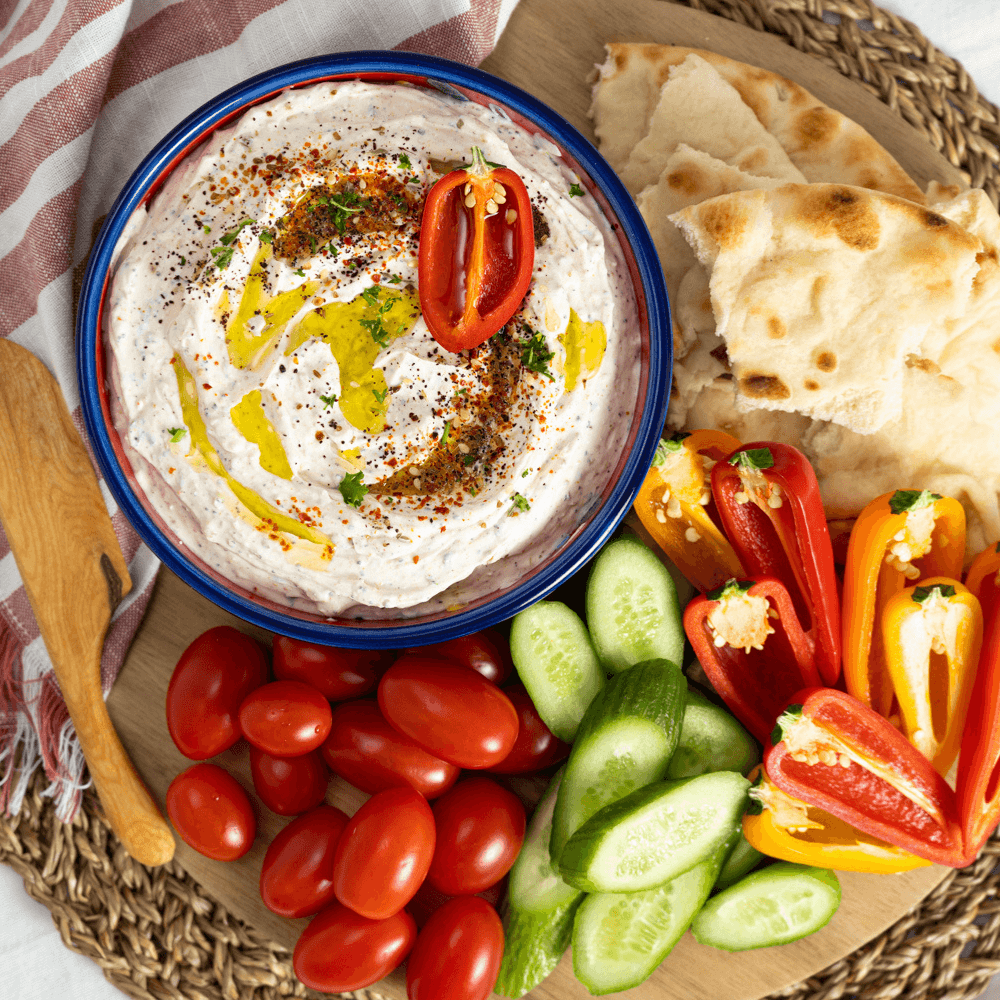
[77,49,671,648]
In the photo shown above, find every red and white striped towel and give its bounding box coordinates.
[0,0,519,823]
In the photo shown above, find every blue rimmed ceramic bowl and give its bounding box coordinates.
[77,50,670,648]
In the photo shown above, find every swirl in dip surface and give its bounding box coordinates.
[106,80,640,616]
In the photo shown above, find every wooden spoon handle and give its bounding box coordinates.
[0,340,175,866]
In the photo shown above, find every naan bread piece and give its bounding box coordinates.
[803,364,1000,562]
[637,144,784,353]
[682,377,813,445]
[670,184,983,434]
[593,43,925,202]
[618,54,806,196]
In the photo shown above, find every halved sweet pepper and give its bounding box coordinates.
[882,578,982,777]
[683,578,820,744]
[711,442,841,687]
[743,765,930,873]
[633,430,744,594]
[956,582,1000,862]
[842,490,966,717]
[966,541,1000,618]
[765,688,964,867]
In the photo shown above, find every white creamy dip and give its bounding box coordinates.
[106,80,640,616]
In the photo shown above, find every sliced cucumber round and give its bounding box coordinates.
[585,536,684,673]
[559,771,750,893]
[550,659,686,865]
[667,688,759,779]
[691,862,842,951]
[572,855,717,995]
[509,600,604,743]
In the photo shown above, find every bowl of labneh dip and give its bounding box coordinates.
[78,51,670,647]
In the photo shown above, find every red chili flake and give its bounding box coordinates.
[202,383,212,390]
[433,506,449,516]
[412,555,419,564]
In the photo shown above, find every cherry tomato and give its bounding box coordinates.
[407,876,507,929]
[378,656,519,769]
[408,629,513,684]
[487,684,571,773]
[332,785,435,920]
[239,680,332,756]
[166,763,255,861]
[249,746,329,815]
[427,776,525,895]
[166,626,269,759]
[321,699,460,799]
[273,635,394,701]
[293,901,416,992]
[406,896,504,1000]
[260,805,348,918]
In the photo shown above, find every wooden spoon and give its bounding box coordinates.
[0,339,175,866]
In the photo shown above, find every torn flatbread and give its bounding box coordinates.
[618,54,806,195]
[670,183,983,434]
[592,43,925,202]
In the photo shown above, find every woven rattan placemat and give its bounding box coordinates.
[4,1,1000,998]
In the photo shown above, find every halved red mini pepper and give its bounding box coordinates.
[633,429,745,594]
[418,146,535,353]
[842,490,966,717]
[965,541,1000,617]
[956,575,1000,862]
[683,577,820,745]
[765,688,964,867]
[711,442,841,687]
[881,578,982,777]
[743,765,930,873]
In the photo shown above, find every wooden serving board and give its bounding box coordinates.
[106,2,965,999]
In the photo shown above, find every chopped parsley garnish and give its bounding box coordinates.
[521,468,530,478]
[519,330,555,380]
[206,218,256,271]
[508,492,531,515]
[167,427,187,443]
[319,393,338,409]
[203,224,211,234]
[339,471,367,508]
[219,218,255,246]
[325,241,338,257]
[464,455,476,466]
[387,274,401,284]
[372,387,389,404]
[179,255,186,265]
[328,192,365,234]
[399,153,412,170]
[440,420,452,446]
[294,268,306,277]
[568,182,584,197]
[361,286,381,306]
[360,296,397,348]
[259,231,274,244]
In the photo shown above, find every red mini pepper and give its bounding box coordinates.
[956,571,1000,862]
[418,146,535,353]
[765,688,964,867]
[712,442,841,687]
[683,577,821,745]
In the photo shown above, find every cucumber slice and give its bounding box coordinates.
[572,855,718,995]
[714,832,765,890]
[691,863,841,951]
[509,601,604,742]
[550,659,686,865]
[666,689,759,779]
[559,771,750,893]
[497,769,584,998]
[585,536,684,673]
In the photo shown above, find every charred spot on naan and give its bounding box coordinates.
[792,106,839,152]
[667,163,707,197]
[697,198,754,251]
[798,186,880,252]
[814,350,837,372]
[906,355,942,375]
[739,372,791,400]
[804,379,821,391]
[767,316,786,340]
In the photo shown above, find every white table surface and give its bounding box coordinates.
[3,2,1000,999]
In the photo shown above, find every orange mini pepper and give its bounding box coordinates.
[881,578,982,777]
[842,490,965,717]
[966,541,1000,607]
[632,429,744,594]
[743,765,930,873]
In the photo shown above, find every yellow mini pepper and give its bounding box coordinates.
[966,541,1000,602]
[842,489,965,717]
[633,429,744,594]
[743,766,931,873]
[882,577,983,777]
